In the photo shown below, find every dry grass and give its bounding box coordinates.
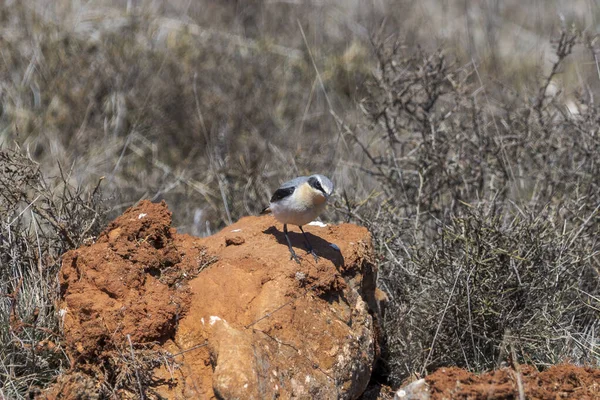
[0,149,106,397]
[0,0,376,236]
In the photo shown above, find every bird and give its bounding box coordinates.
[261,174,334,263]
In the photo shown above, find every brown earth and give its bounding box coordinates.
[42,200,599,399]
[365,364,600,400]
[58,201,211,363]
[424,364,600,399]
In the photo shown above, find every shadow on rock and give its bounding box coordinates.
[262,225,345,267]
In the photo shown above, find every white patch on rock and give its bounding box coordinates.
[209,316,222,325]
[308,221,327,227]
[231,229,242,232]
[200,317,205,325]
[138,213,147,219]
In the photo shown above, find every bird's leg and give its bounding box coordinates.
[299,226,319,262]
[284,224,300,264]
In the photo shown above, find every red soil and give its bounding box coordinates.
[425,364,600,400]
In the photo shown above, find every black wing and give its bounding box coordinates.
[270,186,295,202]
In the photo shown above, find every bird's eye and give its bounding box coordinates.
[315,182,325,194]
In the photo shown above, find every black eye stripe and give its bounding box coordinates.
[314,182,327,195]
[308,176,328,194]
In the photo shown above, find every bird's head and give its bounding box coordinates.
[307,174,334,201]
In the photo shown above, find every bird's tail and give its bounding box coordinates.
[260,206,271,215]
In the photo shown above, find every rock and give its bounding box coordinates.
[156,213,378,399]
[224,235,245,246]
[393,379,429,400]
[46,200,382,399]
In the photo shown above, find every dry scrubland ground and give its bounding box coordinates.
[1,0,599,398]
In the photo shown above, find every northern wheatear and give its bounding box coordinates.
[261,174,334,263]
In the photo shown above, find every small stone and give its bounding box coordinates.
[394,379,429,400]
[225,236,245,246]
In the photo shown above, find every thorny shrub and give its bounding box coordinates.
[344,29,600,385]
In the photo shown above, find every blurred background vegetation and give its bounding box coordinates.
[3,0,597,234]
[1,0,599,397]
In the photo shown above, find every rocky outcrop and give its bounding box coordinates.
[47,200,381,399]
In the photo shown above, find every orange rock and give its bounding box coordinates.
[48,200,381,399]
[159,214,379,399]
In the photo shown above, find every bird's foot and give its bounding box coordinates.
[289,249,301,264]
[304,244,319,262]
